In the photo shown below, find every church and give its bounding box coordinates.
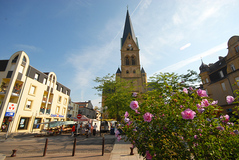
[116,10,147,94]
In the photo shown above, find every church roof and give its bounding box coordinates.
[116,67,121,73]
[141,67,145,73]
[121,10,137,48]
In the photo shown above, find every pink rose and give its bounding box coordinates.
[211,100,218,105]
[143,112,153,122]
[189,87,193,91]
[181,108,196,120]
[124,111,129,118]
[183,88,188,94]
[201,99,209,107]
[145,151,153,160]
[226,96,234,104]
[220,114,229,123]
[130,101,139,110]
[197,89,208,97]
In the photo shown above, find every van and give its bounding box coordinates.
[100,121,110,133]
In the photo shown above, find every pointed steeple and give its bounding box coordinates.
[116,67,121,74]
[141,67,146,73]
[121,9,137,48]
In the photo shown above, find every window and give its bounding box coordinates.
[56,106,60,113]
[19,65,24,73]
[64,98,67,105]
[23,56,26,62]
[131,56,136,65]
[205,78,209,83]
[126,70,129,74]
[60,87,63,92]
[63,108,66,114]
[34,73,39,80]
[53,118,58,121]
[235,45,239,53]
[58,96,62,103]
[230,64,236,71]
[33,118,41,129]
[43,78,47,85]
[55,84,58,90]
[133,70,136,74]
[18,117,29,130]
[29,85,36,95]
[25,100,32,109]
[221,82,226,91]
[125,56,129,65]
[219,71,224,78]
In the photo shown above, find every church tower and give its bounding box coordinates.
[116,10,147,93]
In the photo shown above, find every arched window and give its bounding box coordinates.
[126,70,129,74]
[23,56,26,62]
[12,55,19,63]
[133,70,136,74]
[125,56,129,65]
[131,56,136,65]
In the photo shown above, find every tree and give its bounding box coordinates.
[93,74,135,121]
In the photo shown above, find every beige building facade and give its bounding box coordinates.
[0,51,70,133]
[116,10,147,93]
[199,36,239,117]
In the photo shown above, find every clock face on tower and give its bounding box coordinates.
[128,44,132,47]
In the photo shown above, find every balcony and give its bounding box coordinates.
[40,108,45,114]
[42,98,47,103]
[48,99,52,104]
[46,109,51,114]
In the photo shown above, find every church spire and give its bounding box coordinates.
[121,9,137,48]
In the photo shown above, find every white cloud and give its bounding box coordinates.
[180,43,191,50]
[156,42,227,73]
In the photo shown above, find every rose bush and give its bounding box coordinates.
[120,84,239,159]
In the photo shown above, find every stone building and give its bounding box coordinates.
[75,100,96,119]
[116,9,147,93]
[199,35,239,117]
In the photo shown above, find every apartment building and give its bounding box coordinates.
[199,35,239,117]
[0,51,70,133]
[75,100,96,119]
[67,100,79,120]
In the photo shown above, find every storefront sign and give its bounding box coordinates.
[5,102,17,117]
[50,114,64,118]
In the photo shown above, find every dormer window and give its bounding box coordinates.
[230,64,236,71]
[219,71,224,78]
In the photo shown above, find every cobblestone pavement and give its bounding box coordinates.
[0,132,115,159]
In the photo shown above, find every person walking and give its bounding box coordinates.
[93,123,97,136]
[71,125,75,137]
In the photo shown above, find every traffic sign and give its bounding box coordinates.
[77,114,82,119]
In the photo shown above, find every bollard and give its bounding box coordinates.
[102,137,105,156]
[72,138,76,156]
[11,149,17,157]
[130,147,134,155]
[43,138,48,156]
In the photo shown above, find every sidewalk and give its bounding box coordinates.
[0,132,144,160]
[109,138,144,160]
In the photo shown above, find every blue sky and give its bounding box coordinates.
[0,0,239,108]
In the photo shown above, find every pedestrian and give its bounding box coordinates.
[60,125,64,135]
[93,123,97,136]
[71,124,75,137]
[85,123,89,138]
[88,123,92,136]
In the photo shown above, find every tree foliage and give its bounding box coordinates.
[93,74,134,120]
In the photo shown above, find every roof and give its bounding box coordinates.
[121,10,137,48]
[116,67,121,73]
[0,60,9,71]
[141,67,146,73]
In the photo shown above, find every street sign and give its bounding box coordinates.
[77,114,82,119]
[5,112,15,117]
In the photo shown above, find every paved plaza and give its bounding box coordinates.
[0,132,143,160]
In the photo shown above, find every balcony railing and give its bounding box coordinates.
[40,108,45,114]
[46,109,51,114]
